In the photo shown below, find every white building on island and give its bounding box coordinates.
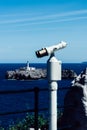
[26,61,35,71]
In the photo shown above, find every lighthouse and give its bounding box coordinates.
[26,61,30,70]
[26,61,35,71]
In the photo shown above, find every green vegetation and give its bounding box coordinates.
[0,110,62,130]
[0,113,48,130]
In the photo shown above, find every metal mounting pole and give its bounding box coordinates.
[35,41,67,130]
[47,53,61,130]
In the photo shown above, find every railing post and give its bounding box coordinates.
[34,87,39,130]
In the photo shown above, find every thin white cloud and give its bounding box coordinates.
[0,15,87,33]
[16,16,87,26]
[0,9,87,25]
[0,17,87,33]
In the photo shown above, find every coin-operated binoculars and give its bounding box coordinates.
[35,41,67,130]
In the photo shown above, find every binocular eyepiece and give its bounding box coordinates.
[35,41,67,58]
[36,48,48,58]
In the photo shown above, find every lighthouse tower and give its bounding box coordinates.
[26,61,30,70]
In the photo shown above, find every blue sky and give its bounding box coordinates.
[0,0,87,63]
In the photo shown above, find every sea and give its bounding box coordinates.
[0,62,87,128]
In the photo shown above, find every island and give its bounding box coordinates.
[5,61,47,80]
[5,61,77,80]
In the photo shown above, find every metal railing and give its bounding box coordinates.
[0,87,49,130]
[0,86,73,130]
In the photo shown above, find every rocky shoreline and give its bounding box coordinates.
[5,67,77,80]
[5,68,47,80]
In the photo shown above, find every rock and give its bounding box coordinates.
[5,65,77,80]
[62,69,77,79]
[5,68,47,80]
[59,68,87,130]
[5,71,16,79]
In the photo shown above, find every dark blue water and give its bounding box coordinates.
[0,63,87,127]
